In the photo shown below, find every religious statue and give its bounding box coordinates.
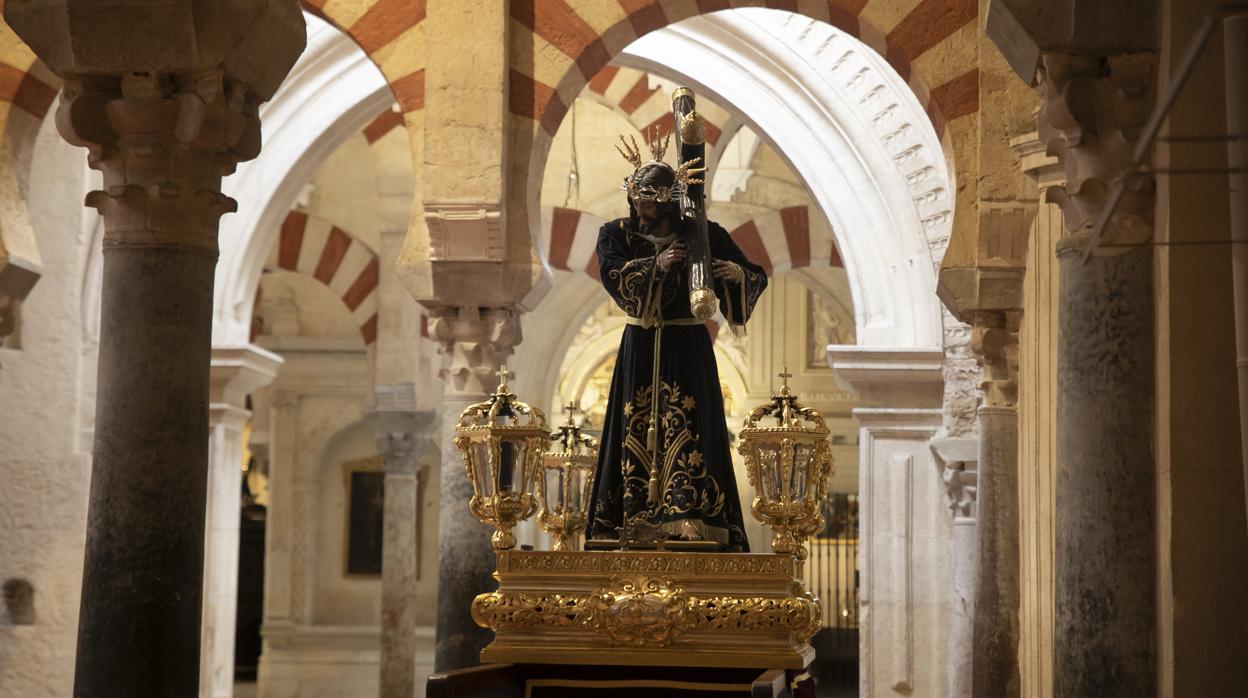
[585,90,768,552]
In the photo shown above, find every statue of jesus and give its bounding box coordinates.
[584,130,768,552]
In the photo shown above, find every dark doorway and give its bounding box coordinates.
[234,502,267,681]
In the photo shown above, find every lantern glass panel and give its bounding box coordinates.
[544,467,565,515]
[790,443,815,498]
[470,441,493,495]
[759,444,781,499]
[497,440,533,495]
[568,466,590,513]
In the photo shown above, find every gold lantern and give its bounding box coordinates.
[454,367,549,550]
[737,369,835,559]
[537,402,599,551]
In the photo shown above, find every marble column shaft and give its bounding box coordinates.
[377,409,436,698]
[973,405,1020,698]
[1054,235,1154,697]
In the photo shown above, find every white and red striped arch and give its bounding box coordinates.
[539,204,840,282]
[263,210,381,345]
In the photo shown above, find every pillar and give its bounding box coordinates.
[937,210,1030,698]
[376,406,437,698]
[972,403,1020,698]
[429,307,521,672]
[1,3,304,694]
[1053,234,1153,696]
[1033,52,1157,698]
[202,346,281,698]
[930,437,978,698]
[827,347,946,698]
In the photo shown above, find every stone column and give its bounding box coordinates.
[938,210,1029,698]
[827,347,946,698]
[1037,52,1157,698]
[968,304,1024,698]
[375,404,437,698]
[930,437,978,698]
[429,307,521,672]
[202,346,281,698]
[1,4,304,694]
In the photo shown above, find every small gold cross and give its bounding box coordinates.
[496,365,514,386]
[778,366,793,389]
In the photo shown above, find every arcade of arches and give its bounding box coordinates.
[1,1,1246,697]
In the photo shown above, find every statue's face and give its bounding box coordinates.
[635,199,661,227]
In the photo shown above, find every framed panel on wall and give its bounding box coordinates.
[343,455,384,576]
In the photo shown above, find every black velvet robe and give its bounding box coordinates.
[585,217,768,551]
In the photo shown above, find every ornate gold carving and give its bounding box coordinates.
[690,287,717,321]
[476,550,818,669]
[471,576,821,647]
[591,576,691,647]
[494,550,794,576]
[679,111,707,145]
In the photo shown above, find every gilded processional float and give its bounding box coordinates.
[430,89,837,698]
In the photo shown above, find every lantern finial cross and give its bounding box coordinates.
[496,365,514,388]
[778,367,792,386]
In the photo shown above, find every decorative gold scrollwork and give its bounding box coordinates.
[471,574,821,648]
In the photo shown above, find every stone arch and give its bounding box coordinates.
[510,3,975,346]
[260,210,381,345]
[577,65,737,175]
[214,11,394,345]
[0,50,58,326]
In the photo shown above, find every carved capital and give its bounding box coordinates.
[427,306,522,395]
[971,310,1021,408]
[1037,52,1157,250]
[373,406,438,476]
[56,71,262,253]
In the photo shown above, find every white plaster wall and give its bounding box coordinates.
[0,113,93,697]
[312,418,382,626]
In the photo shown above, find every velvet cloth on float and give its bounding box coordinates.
[585,217,767,552]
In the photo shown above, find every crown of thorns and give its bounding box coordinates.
[616,125,705,204]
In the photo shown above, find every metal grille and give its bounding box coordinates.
[806,492,860,690]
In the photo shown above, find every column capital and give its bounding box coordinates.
[372,406,439,476]
[971,311,1021,409]
[1037,51,1157,251]
[427,305,522,396]
[5,1,306,253]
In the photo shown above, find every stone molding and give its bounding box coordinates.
[427,306,522,396]
[210,344,283,415]
[826,345,945,412]
[425,204,504,262]
[1037,52,1157,250]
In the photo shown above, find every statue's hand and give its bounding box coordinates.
[658,241,687,272]
[712,259,743,283]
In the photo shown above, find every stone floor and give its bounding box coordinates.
[234,682,257,698]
